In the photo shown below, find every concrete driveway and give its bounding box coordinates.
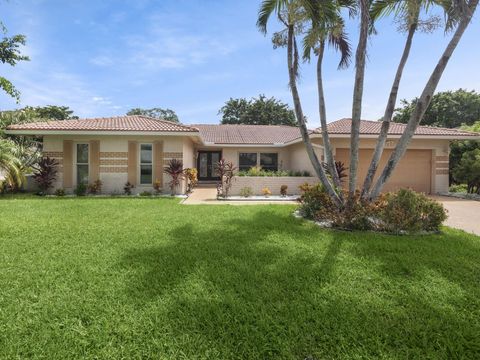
[432,196,480,236]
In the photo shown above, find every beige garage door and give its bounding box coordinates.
[335,148,432,194]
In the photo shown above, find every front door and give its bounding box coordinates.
[197,151,221,181]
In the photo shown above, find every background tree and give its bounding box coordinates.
[393,89,480,128]
[219,94,297,126]
[0,30,29,101]
[450,120,480,184]
[127,108,179,123]
[452,148,480,194]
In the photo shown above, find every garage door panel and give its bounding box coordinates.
[335,148,431,194]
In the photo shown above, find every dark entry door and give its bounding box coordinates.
[197,151,221,181]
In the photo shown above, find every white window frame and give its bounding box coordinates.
[139,143,153,185]
[75,142,89,186]
[238,152,279,171]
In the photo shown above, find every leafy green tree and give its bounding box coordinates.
[25,105,78,120]
[219,94,297,126]
[452,148,480,194]
[393,89,480,128]
[450,120,480,184]
[0,30,29,101]
[127,108,179,123]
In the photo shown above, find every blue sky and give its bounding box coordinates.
[0,0,479,127]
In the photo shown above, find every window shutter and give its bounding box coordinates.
[89,140,100,183]
[63,140,73,188]
[153,141,164,188]
[128,141,138,186]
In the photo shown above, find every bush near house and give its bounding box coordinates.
[237,166,311,177]
[299,186,447,233]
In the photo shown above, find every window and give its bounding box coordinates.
[140,144,153,185]
[76,143,89,185]
[239,153,257,171]
[260,153,278,171]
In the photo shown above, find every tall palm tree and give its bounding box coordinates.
[362,0,436,198]
[257,0,343,204]
[348,0,370,196]
[0,139,24,189]
[370,0,479,198]
[303,12,352,188]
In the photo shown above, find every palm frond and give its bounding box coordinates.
[257,0,288,34]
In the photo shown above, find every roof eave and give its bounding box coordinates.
[327,134,480,140]
[4,129,201,137]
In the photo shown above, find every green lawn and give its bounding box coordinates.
[1,197,479,359]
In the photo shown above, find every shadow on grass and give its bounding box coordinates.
[117,210,480,358]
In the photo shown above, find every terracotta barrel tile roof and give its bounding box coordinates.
[323,118,479,137]
[191,124,307,144]
[6,115,199,133]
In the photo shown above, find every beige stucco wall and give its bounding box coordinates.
[287,142,324,174]
[43,135,188,194]
[229,176,318,196]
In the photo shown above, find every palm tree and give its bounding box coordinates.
[369,0,479,198]
[257,0,343,204]
[348,0,370,196]
[361,0,440,198]
[0,139,24,190]
[303,10,352,189]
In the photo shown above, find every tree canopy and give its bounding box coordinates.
[127,108,179,123]
[0,31,29,101]
[219,95,297,126]
[393,89,480,128]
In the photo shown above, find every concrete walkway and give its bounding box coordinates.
[183,187,297,205]
[432,196,480,236]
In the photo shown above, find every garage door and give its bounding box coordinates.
[335,148,432,194]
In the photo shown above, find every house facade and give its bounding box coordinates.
[6,116,479,194]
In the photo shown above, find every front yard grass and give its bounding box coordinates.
[0,197,479,359]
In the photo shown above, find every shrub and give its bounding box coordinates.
[379,189,447,233]
[33,157,58,194]
[153,179,162,194]
[302,170,311,177]
[74,183,87,196]
[239,186,253,198]
[164,159,184,195]
[323,161,348,184]
[184,168,198,192]
[449,184,468,193]
[298,187,446,233]
[88,179,102,194]
[262,187,272,197]
[237,167,305,177]
[124,181,134,195]
[280,185,288,196]
[54,188,65,196]
[299,183,336,220]
[139,191,152,197]
[217,159,237,198]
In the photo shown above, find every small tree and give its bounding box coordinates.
[164,159,185,195]
[216,159,237,198]
[33,157,58,194]
[452,149,480,194]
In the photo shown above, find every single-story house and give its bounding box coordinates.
[6,115,480,194]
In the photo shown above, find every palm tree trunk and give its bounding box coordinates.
[286,24,341,205]
[317,40,341,188]
[349,0,369,195]
[369,0,478,199]
[361,12,418,199]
